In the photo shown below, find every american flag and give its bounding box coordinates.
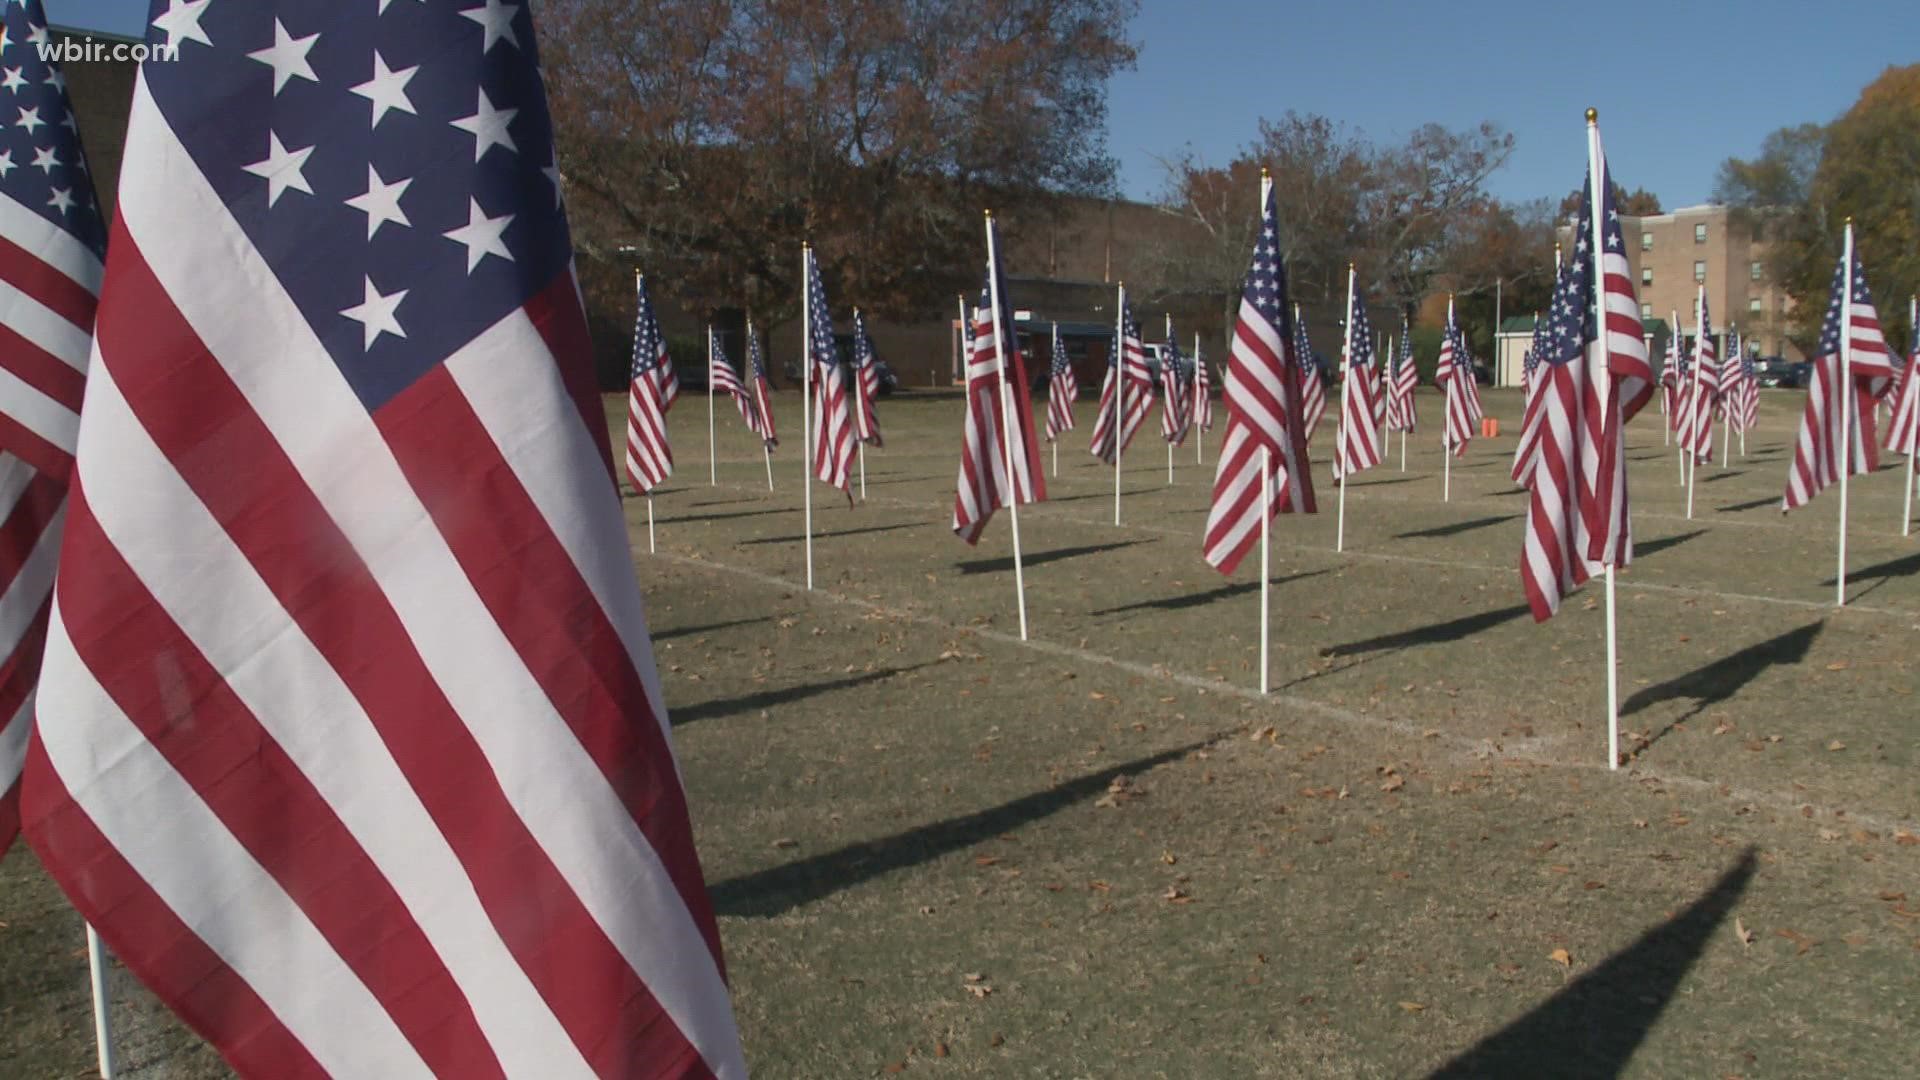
[1522,312,1546,394]
[1784,239,1895,512]
[1520,147,1654,621]
[1515,263,1577,486]
[1680,295,1718,464]
[710,335,757,435]
[1203,180,1315,574]
[0,0,103,851]
[805,247,856,499]
[1334,286,1382,480]
[746,321,778,449]
[953,228,1046,543]
[1089,299,1153,464]
[1191,339,1214,433]
[1390,320,1418,433]
[16,4,746,1075]
[1045,323,1077,440]
[1727,334,1759,436]
[1437,313,1481,455]
[1658,331,1683,425]
[1160,322,1192,446]
[625,280,676,493]
[1886,340,1920,457]
[850,308,883,447]
[1293,305,1326,442]
[631,273,679,411]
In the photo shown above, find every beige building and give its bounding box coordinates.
[1563,204,1798,363]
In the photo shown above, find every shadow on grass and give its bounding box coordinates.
[1634,530,1707,559]
[1622,621,1822,740]
[1428,848,1758,1080]
[1395,514,1519,540]
[710,737,1219,917]
[687,496,762,509]
[1822,550,1920,589]
[957,539,1153,575]
[1325,604,1531,658]
[668,506,795,525]
[1089,569,1330,617]
[740,521,925,546]
[654,616,772,641]
[1699,470,1744,483]
[1487,487,1530,498]
[672,663,932,728]
[1719,496,1779,513]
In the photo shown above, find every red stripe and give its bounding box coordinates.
[0,232,98,328]
[0,414,69,499]
[0,472,62,593]
[56,485,505,1077]
[90,232,710,1074]
[24,740,331,1078]
[0,320,84,412]
[533,273,614,485]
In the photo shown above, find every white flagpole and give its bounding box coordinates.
[1053,322,1062,478]
[1836,220,1856,607]
[707,325,717,486]
[1114,282,1126,525]
[1686,287,1703,519]
[1653,331,1669,445]
[750,319,775,492]
[1903,294,1917,536]
[1336,263,1355,552]
[87,926,115,1078]
[646,495,655,553]
[802,245,815,591]
[1586,110,1621,771]
[1720,324,1734,470]
[1164,314,1176,484]
[1258,170,1274,696]
[1674,310,1686,484]
[983,212,1031,640]
[855,308,867,502]
[1443,294,1454,502]
[1195,331,1205,465]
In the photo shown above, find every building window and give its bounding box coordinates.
[1641,232,1653,251]
[1641,302,1653,319]
[1694,223,1707,243]
[1693,260,1707,284]
[1751,260,1763,281]
[1641,266,1653,285]
[1749,297,1762,314]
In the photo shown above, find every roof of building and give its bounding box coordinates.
[50,24,145,46]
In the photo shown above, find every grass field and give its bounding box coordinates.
[4,383,1917,1078]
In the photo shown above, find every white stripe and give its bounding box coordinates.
[0,362,78,455]
[0,693,28,797]
[0,451,37,523]
[0,275,92,372]
[71,363,584,1074]
[35,610,431,1079]
[0,494,59,660]
[0,190,103,292]
[117,76,744,1077]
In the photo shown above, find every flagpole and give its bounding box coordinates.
[1164,313,1176,484]
[802,244,815,591]
[1587,109,1621,771]
[1053,322,1063,478]
[1903,294,1917,536]
[1260,448,1271,695]
[855,308,867,502]
[1836,220,1855,607]
[752,318,775,492]
[1336,263,1355,552]
[1720,323,1733,470]
[707,325,717,486]
[87,925,115,1078]
[1194,331,1205,465]
[1443,295,1453,502]
[1114,282,1126,525]
[1652,331,1668,445]
[646,495,655,554]
[1673,311,1686,484]
[983,212,1031,640]
[1686,287,1703,519]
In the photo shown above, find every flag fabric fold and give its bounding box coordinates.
[1513,304,1561,486]
[1784,244,1895,511]
[1089,303,1152,464]
[1519,144,1653,621]
[1191,340,1214,434]
[19,4,747,1074]
[1886,342,1920,457]
[1161,323,1192,446]
[806,250,857,500]
[710,337,759,437]
[1294,308,1326,443]
[1389,323,1418,434]
[625,276,676,493]
[746,325,779,450]
[1334,289,1382,480]
[1203,182,1315,574]
[1680,297,1718,464]
[1046,325,1078,441]
[953,231,1046,544]
[1437,315,1482,456]
[850,309,883,447]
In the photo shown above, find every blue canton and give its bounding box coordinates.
[2,1,105,256]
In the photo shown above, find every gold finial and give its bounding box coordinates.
[1555,241,1562,252]
[1844,215,1853,225]
[984,208,994,219]
[1349,261,1356,271]
[1260,165,1270,179]
[1585,107,1598,122]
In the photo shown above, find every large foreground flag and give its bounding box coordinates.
[20,4,746,1075]
[1784,237,1895,511]
[953,219,1046,543]
[1203,177,1315,574]
[0,0,105,850]
[1520,133,1654,621]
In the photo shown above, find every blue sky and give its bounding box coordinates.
[54,0,1915,210]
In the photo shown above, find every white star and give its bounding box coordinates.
[458,0,520,52]
[47,187,74,214]
[341,277,407,349]
[246,19,319,95]
[378,0,427,11]
[25,21,46,47]
[0,150,14,178]
[0,69,21,94]
[450,88,516,161]
[152,0,214,52]
[345,165,412,239]
[13,105,41,132]
[30,145,57,173]
[442,197,514,272]
[43,68,64,93]
[241,132,315,207]
[542,157,563,208]
[349,52,418,129]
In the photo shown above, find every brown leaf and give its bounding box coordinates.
[1735,918,1754,947]
[1879,891,1908,903]
[1896,830,1920,847]
[989,1033,1005,1048]
[1088,691,1107,701]
[1827,739,1846,752]
[771,838,799,849]
[1824,660,1851,671]
[1549,948,1572,967]
[1398,1001,1427,1013]
[883,1061,908,1074]
[1583,881,1606,891]
[935,1043,949,1058]
[974,855,1000,867]
[1774,928,1816,955]
[1380,774,1406,793]
[1163,885,1192,904]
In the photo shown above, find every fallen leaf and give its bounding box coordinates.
[1161,851,1178,865]
[989,1033,1005,1048]
[1735,918,1754,947]
[974,855,1000,867]
[1088,691,1108,701]
[1879,891,1908,903]
[1827,740,1846,752]
[1163,885,1192,904]
[1712,720,1735,736]
[1824,660,1851,672]
[1583,881,1605,891]
[1380,775,1405,793]
[935,1043,949,1058]
[771,838,798,850]
[1398,1001,1426,1013]
[1774,928,1816,955]
[1549,948,1572,967]
[883,1061,908,1074]
[1896,831,1920,847]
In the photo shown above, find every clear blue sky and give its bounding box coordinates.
[52,0,1916,210]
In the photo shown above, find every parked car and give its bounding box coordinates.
[1752,356,1795,387]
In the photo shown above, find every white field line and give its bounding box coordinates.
[651,547,1918,840]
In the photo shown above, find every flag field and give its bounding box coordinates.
[4,385,1917,1078]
